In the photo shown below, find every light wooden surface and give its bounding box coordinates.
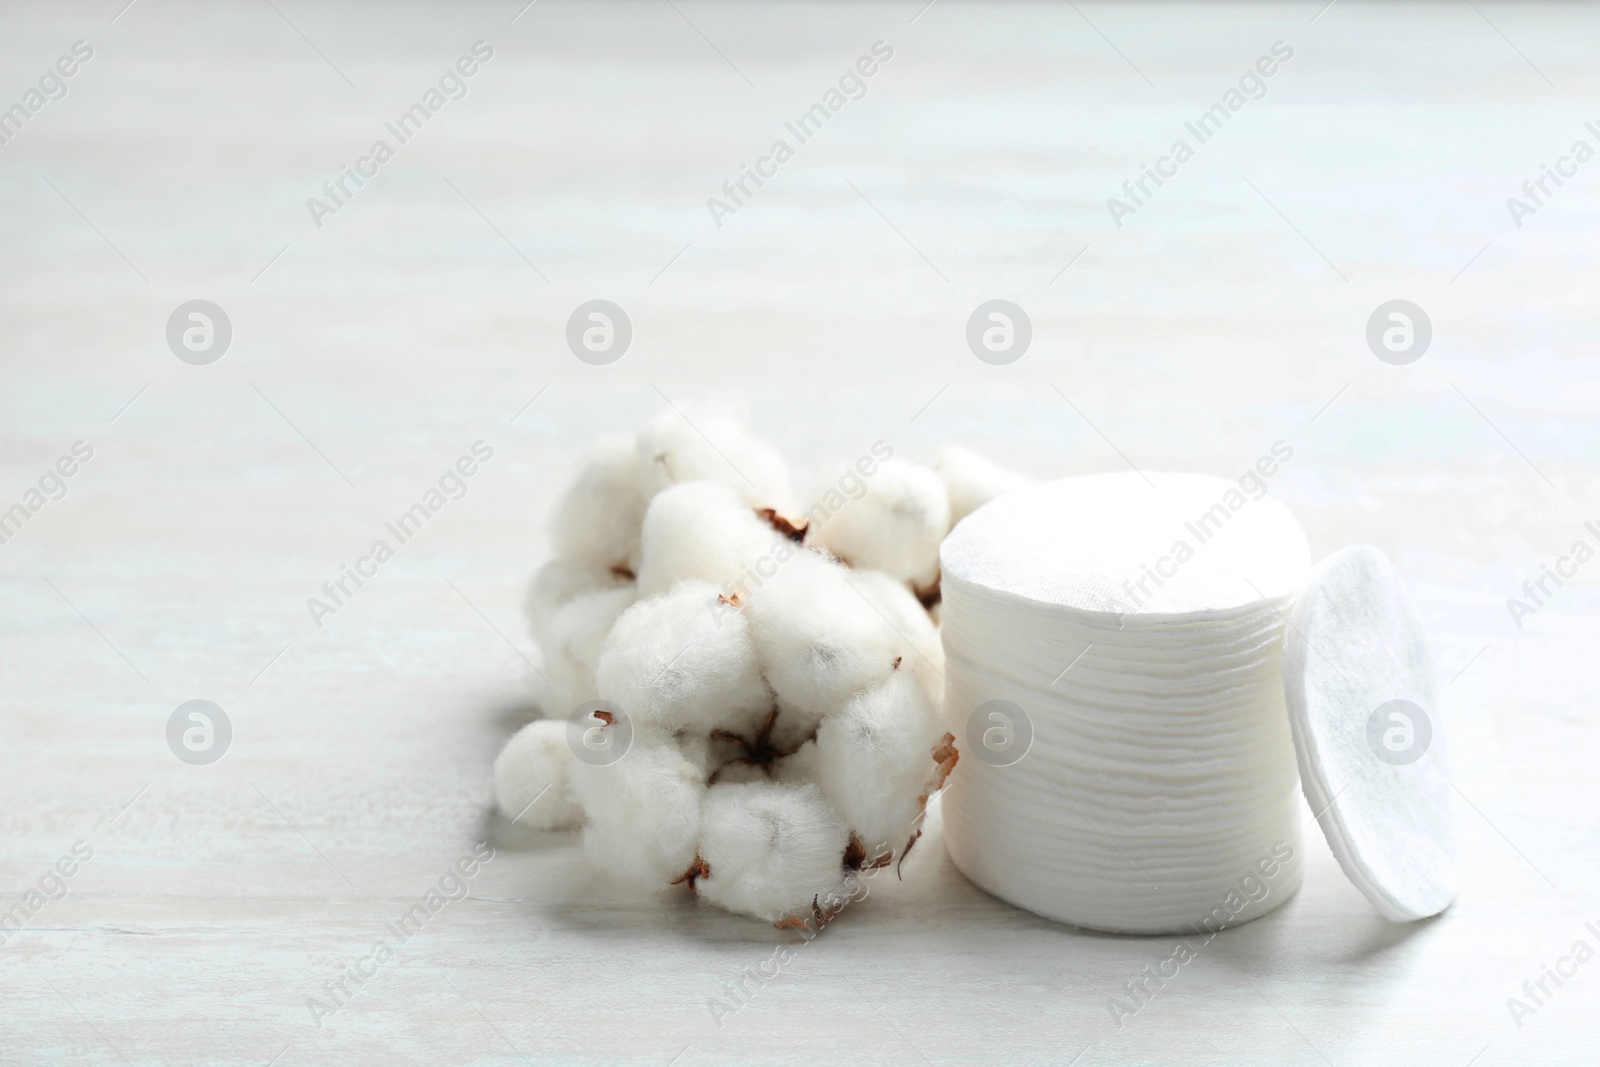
[3,2,1598,1063]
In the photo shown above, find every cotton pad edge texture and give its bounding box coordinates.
[1281,544,1457,923]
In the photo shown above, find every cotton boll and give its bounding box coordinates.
[635,401,741,498]
[744,550,903,715]
[815,670,940,862]
[494,719,585,830]
[569,737,705,890]
[846,568,946,706]
[928,444,1033,527]
[524,558,629,649]
[595,580,770,736]
[812,459,949,589]
[636,480,786,597]
[549,435,647,572]
[635,400,797,513]
[538,584,637,717]
[695,781,850,923]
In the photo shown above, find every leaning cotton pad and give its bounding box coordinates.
[1281,545,1456,922]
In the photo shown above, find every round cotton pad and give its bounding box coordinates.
[943,471,1310,617]
[1281,545,1456,922]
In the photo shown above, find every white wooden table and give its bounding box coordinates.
[3,1,1596,1063]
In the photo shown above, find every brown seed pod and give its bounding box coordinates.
[929,732,960,791]
[897,828,925,879]
[897,734,961,879]
[845,831,893,872]
[756,507,808,543]
[670,854,711,892]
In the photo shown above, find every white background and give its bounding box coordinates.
[1,1,1596,1064]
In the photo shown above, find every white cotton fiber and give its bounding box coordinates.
[635,400,797,513]
[569,738,705,890]
[595,581,771,735]
[549,435,647,573]
[744,550,903,716]
[635,481,785,597]
[812,459,949,589]
[675,730,721,782]
[524,558,630,649]
[695,781,849,923]
[708,738,822,786]
[536,583,637,718]
[846,568,945,705]
[816,670,939,861]
[929,444,1033,527]
[761,698,826,753]
[771,739,822,785]
[708,757,771,786]
[494,719,585,830]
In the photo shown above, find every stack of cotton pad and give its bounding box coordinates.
[940,471,1311,934]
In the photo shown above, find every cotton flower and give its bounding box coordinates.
[494,719,584,830]
[635,399,796,513]
[815,670,940,864]
[928,443,1033,527]
[844,568,945,705]
[811,459,949,591]
[549,435,647,574]
[595,580,770,736]
[694,781,849,924]
[493,402,971,928]
[744,548,903,719]
[635,480,785,597]
[568,735,706,891]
